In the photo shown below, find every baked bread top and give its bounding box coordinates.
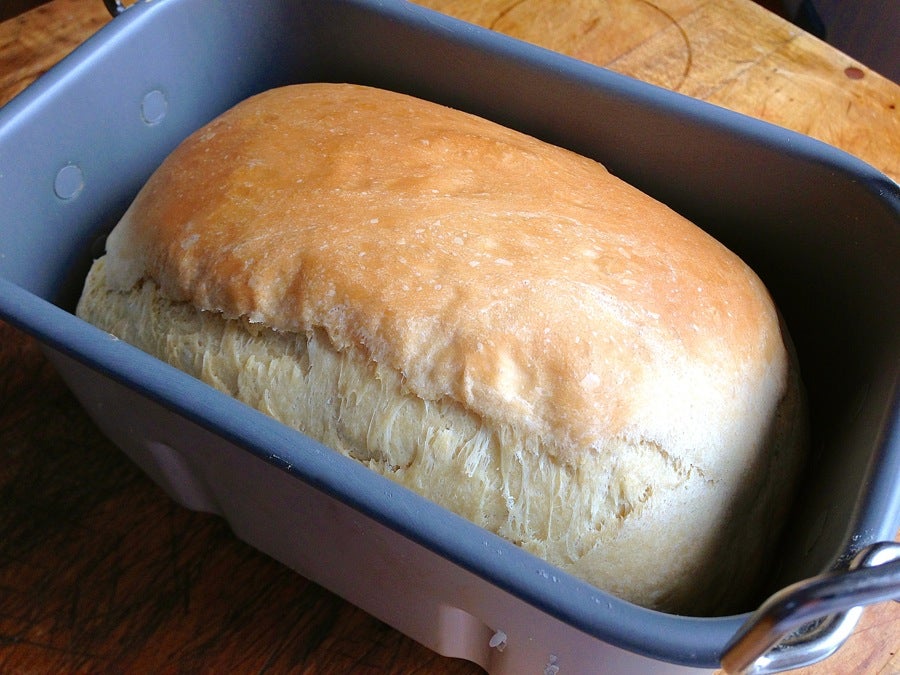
[103,82,788,468]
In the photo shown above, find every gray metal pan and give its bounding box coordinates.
[0,0,898,672]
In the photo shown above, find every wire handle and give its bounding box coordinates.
[103,0,129,17]
[722,541,900,674]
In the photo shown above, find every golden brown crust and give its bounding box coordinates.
[104,83,785,462]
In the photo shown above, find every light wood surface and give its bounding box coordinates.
[421,0,899,183]
[0,1,897,673]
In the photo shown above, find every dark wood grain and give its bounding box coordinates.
[1,1,897,673]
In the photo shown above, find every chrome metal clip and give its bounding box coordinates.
[721,540,900,674]
[103,0,130,17]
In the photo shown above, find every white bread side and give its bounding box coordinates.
[77,83,806,614]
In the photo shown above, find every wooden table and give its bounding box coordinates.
[1,1,897,673]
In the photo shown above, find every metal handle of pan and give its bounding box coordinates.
[103,0,129,17]
[721,540,900,674]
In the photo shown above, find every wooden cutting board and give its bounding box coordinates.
[418,0,899,183]
[0,1,897,674]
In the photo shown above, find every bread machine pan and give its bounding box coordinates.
[0,0,898,672]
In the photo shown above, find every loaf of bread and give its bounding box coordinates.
[77,83,806,615]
